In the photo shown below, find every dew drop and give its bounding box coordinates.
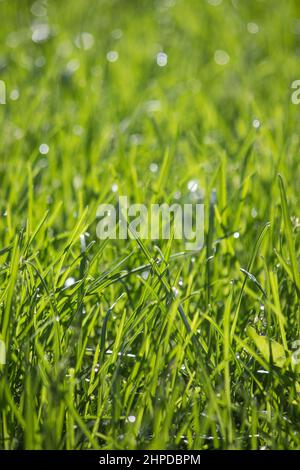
[75,32,95,50]
[156,52,168,67]
[187,180,198,192]
[39,143,49,155]
[128,415,136,423]
[111,29,123,40]
[66,59,80,73]
[35,56,46,67]
[214,49,230,65]
[149,163,158,173]
[10,89,20,101]
[64,277,75,288]
[14,128,24,140]
[31,23,51,43]
[172,286,179,297]
[141,270,150,280]
[73,124,84,136]
[73,175,82,190]
[247,22,259,34]
[251,208,258,218]
[31,1,48,17]
[106,50,119,62]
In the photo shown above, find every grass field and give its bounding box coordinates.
[1,0,300,450]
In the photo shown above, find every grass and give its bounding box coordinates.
[0,0,300,450]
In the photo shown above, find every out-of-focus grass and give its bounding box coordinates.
[0,0,300,450]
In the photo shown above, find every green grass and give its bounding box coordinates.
[1,0,300,450]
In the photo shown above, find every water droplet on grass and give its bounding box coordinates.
[35,56,46,67]
[73,124,84,136]
[111,29,123,40]
[129,134,143,145]
[106,50,119,62]
[64,277,75,288]
[31,1,48,17]
[127,415,136,423]
[141,270,150,280]
[10,89,19,101]
[66,58,80,74]
[251,208,258,218]
[247,22,259,34]
[172,286,179,297]
[75,32,94,50]
[187,180,198,192]
[156,52,168,67]
[149,163,158,173]
[73,175,82,189]
[31,23,51,43]
[214,50,230,65]
[145,100,161,113]
[14,128,24,140]
[39,143,49,155]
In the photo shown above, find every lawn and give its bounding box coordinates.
[0,0,300,450]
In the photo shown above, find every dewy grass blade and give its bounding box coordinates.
[278,174,300,296]
[230,222,270,340]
